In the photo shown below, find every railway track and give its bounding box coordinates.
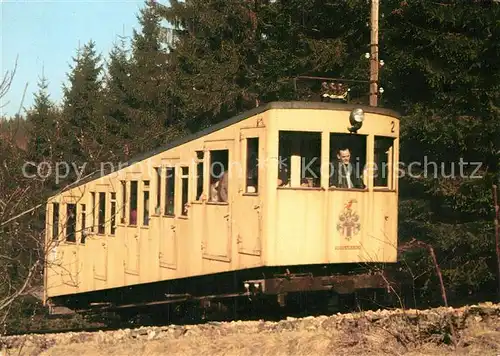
[2,290,393,337]
[3,303,499,356]
[3,325,122,337]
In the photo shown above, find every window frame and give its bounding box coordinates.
[373,135,396,191]
[164,166,176,217]
[276,130,323,190]
[90,192,96,232]
[206,148,230,205]
[52,202,60,240]
[129,180,138,226]
[65,203,77,243]
[154,167,162,215]
[180,166,190,217]
[244,136,260,195]
[194,151,205,202]
[97,192,106,235]
[328,132,369,192]
[142,180,150,226]
[80,203,87,243]
[110,192,116,235]
[120,180,127,224]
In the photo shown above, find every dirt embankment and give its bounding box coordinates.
[1,302,500,356]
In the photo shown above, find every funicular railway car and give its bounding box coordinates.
[43,100,400,318]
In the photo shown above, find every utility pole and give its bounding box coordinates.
[369,0,379,107]
[493,184,500,302]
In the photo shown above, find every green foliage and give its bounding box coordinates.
[102,37,136,160]
[61,40,106,171]
[162,0,372,131]
[26,76,60,163]
[381,0,500,114]
[374,0,500,303]
[127,1,180,152]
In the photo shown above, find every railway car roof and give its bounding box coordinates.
[55,101,400,196]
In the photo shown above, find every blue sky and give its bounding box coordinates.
[1,0,155,118]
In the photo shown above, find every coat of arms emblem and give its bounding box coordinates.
[336,199,361,240]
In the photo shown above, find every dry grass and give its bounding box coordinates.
[4,323,498,356]
[3,304,500,356]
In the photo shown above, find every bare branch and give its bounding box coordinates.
[0,203,42,228]
[399,238,448,306]
[0,55,18,105]
[0,253,18,262]
[0,169,99,228]
[16,82,29,117]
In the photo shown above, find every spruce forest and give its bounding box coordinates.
[0,0,499,333]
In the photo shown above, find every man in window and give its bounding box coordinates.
[330,147,365,189]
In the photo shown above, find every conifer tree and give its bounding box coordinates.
[26,75,57,162]
[61,40,105,172]
[161,0,271,130]
[379,0,500,303]
[128,0,178,152]
[161,0,368,131]
[102,36,135,159]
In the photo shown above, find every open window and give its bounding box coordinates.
[98,192,106,234]
[120,181,126,224]
[129,181,138,225]
[245,137,259,193]
[195,151,204,201]
[66,203,76,242]
[277,131,321,188]
[80,204,86,243]
[155,168,162,214]
[110,193,116,235]
[329,133,367,190]
[91,192,96,232]
[143,180,150,226]
[209,149,229,202]
[180,167,189,216]
[374,136,395,189]
[52,202,59,240]
[164,167,175,216]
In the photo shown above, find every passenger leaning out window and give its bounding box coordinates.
[217,171,228,202]
[277,163,289,187]
[207,171,229,202]
[209,175,219,202]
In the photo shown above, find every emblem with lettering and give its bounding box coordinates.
[336,199,361,241]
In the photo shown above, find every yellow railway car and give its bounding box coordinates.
[43,101,400,315]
